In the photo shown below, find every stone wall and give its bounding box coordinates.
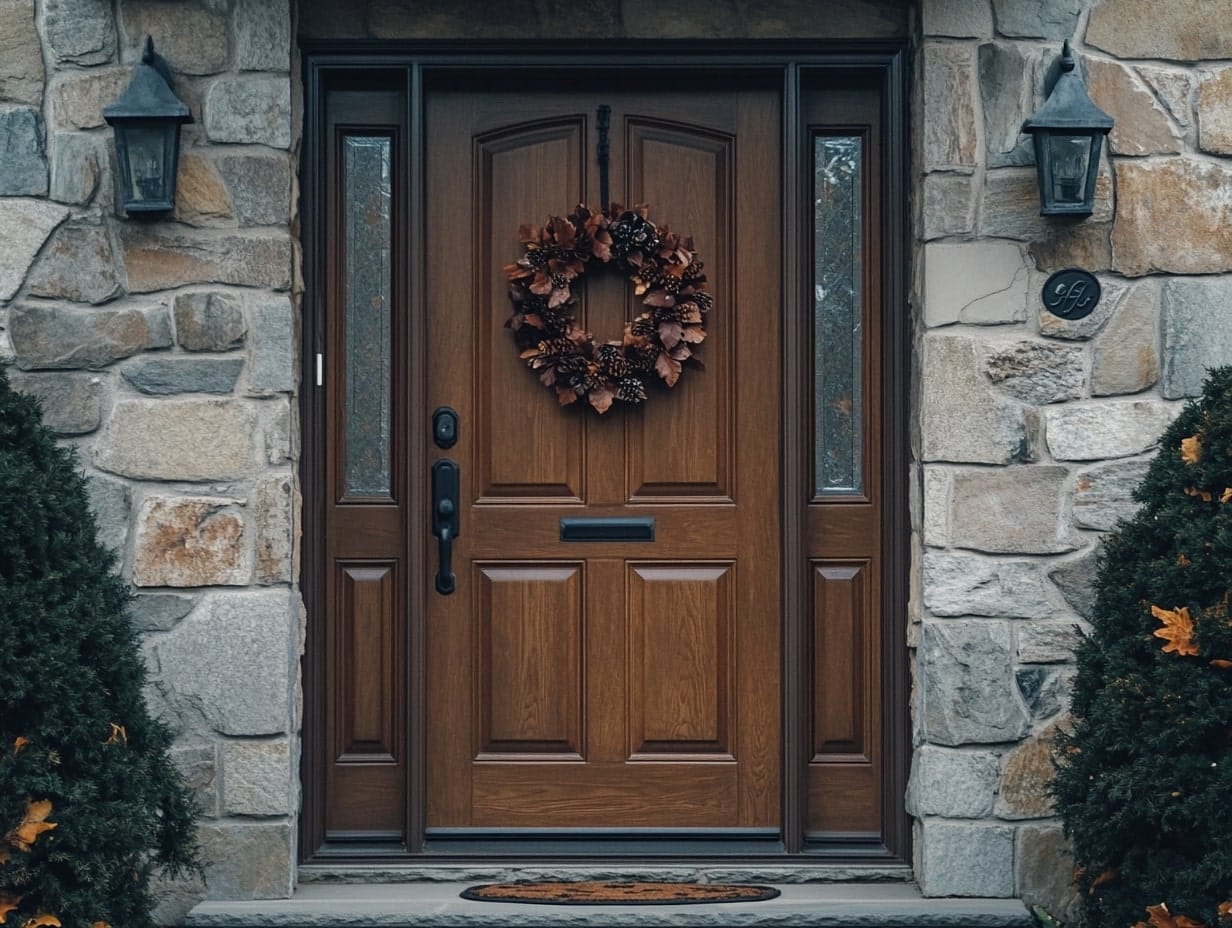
[0,0,299,915]
[913,0,1232,913]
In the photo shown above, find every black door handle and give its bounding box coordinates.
[432,459,460,595]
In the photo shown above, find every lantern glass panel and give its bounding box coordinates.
[1047,133,1092,206]
[119,122,174,208]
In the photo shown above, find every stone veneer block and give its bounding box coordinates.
[907,746,1000,818]
[950,466,1076,555]
[0,200,69,301]
[923,467,950,547]
[235,0,291,71]
[173,152,234,224]
[1029,222,1115,276]
[49,69,129,131]
[1016,666,1071,721]
[129,592,197,632]
[133,495,250,587]
[1073,458,1152,531]
[215,153,292,226]
[197,822,294,900]
[248,296,295,394]
[920,336,1034,464]
[1198,68,1232,155]
[222,739,293,816]
[172,743,218,819]
[95,398,258,480]
[983,340,1084,405]
[1088,58,1182,157]
[147,590,295,737]
[1046,400,1173,461]
[9,303,169,370]
[255,474,294,584]
[1092,283,1159,396]
[122,357,245,395]
[1017,825,1081,924]
[49,132,104,206]
[921,172,976,239]
[1113,158,1232,276]
[174,291,247,351]
[1049,549,1098,619]
[923,44,978,172]
[8,370,103,435]
[978,43,1040,167]
[25,223,121,305]
[983,168,1114,241]
[0,105,48,196]
[204,77,292,148]
[917,820,1015,897]
[1160,277,1232,399]
[923,0,992,37]
[85,474,130,553]
[120,227,293,292]
[43,0,116,66]
[995,720,1063,820]
[921,621,1031,746]
[922,552,1055,619]
[1088,0,1232,61]
[120,1,229,75]
[0,0,44,105]
[924,242,1028,327]
[990,0,1080,38]
[1017,623,1080,664]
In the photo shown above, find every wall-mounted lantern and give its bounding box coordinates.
[103,36,192,215]
[1021,41,1114,218]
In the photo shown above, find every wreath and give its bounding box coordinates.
[504,203,711,414]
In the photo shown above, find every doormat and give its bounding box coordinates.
[460,881,781,905]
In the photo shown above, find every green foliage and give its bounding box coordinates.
[1054,367,1232,928]
[0,365,198,928]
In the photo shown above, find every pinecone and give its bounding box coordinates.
[691,291,714,314]
[617,377,647,403]
[538,336,580,357]
[597,343,632,379]
[626,345,659,372]
[628,316,656,339]
[610,213,660,258]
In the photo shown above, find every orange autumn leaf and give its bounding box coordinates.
[1178,554,1191,567]
[1151,605,1199,657]
[1089,869,1117,893]
[1181,435,1202,464]
[23,916,60,928]
[104,724,126,746]
[1222,488,1232,504]
[1,895,22,922]
[91,922,111,928]
[10,799,56,851]
[1211,659,1232,669]
[1185,487,1214,502]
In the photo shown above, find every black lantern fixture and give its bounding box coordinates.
[1021,41,1114,217]
[103,36,192,215]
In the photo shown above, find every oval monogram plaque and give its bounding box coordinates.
[1042,268,1101,321]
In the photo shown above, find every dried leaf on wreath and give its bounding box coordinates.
[1185,487,1214,502]
[644,290,676,308]
[658,321,683,349]
[1181,435,1202,464]
[1151,604,1199,657]
[682,325,706,344]
[555,386,580,406]
[589,386,616,414]
[655,352,682,386]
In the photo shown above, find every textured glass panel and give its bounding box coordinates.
[344,135,393,497]
[813,136,863,496]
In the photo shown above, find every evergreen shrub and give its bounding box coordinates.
[1054,367,1232,928]
[0,365,198,928]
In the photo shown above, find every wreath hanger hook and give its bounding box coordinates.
[596,104,611,208]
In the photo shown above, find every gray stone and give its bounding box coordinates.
[86,473,130,553]
[1161,277,1232,399]
[1049,548,1099,619]
[133,495,250,588]
[129,592,197,632]
[49,68,130,131]
[120,227,293,292]
[1016,666,1073,721]
[1073,458,1151,531]
[260,398,293,465]
[8,370,103,435]
[1088,0,1232,61]
[983,167,1114,242]
[1046,401,1173,461]
[150,870,207,928]
[215,153,292,226]
[197,823,294,900]
[25,223,121,305]
[921,621,1031,746]
[917,821,1015,897]
[984,341,1084,405]
[204,77,292,148]
[996,720,1064,820]
[921,336,1036,465]
[0,0,44,105]
[924,0,993,37]
[1088,58,1182,157]
[248,296,295,394]
[907,746,1000,818]
[921,172,975,240]
[255,474,294,584]
[120,2,228,75]
[235,0,291,71]
[923,553,1055,619]
[49,133,104,206]
[924,44,978,171]
[9,303,167,370]
[979,43,1042,167]
[222,739,292,816]
[0,105,48,196]
[1092,283,1159,396]
[146,590,294,738]
[95,399,259,481]
[923,467,950,547]
[122,358,244,395]
[174,291,247,351]
[1038,277,1125,341]
[43,0,116,66]
[1113,158,1232,276]
[0,199,69,302]
[924,242,1029,327]
[172,743,218,818]
[1198,67,1232,155]
[991,0,1081,38]
[1018,825,1081,925]
[950,466,1077,555]
[1017,622,1081,664]
[1139,66,1195,131]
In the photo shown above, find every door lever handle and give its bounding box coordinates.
[432,459,460,595]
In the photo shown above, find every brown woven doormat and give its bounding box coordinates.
[460,881,781,905]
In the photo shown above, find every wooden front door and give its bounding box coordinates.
[423,82,781,830]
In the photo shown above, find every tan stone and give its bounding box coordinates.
[996,719,1068,819]
[133,496,250,588]
[120,2,229,76]
[1087,59,1181,157]
[1092,282,1159,396]
[949,466,1077,555]
[1138,65,1194,130]
[921,172,975,239]
[1112,158,1232,276]
[255,475,294,585]
[1088,0,1232,61]
[25,223,121,305]
[1017,825,1081,925]
[983,167,1113,242]
[0,199,70,302]
[1029,223,1114,274]
[1198,67,1232,155]
[119,227,293,292]
[173,153,234,224]
[95,399,258,480]
[924,44,978,171]
[50,69,130,131]
[0,0,45,105]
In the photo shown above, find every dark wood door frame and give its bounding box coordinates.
[299,41,910,865]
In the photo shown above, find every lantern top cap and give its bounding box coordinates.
[103,36,192,124]
[1022,40,1113,134]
